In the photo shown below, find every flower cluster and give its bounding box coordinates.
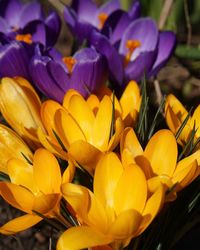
[0,1,199,250]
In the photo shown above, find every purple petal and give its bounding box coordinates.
[64,6,94,43]
[102,10,132,45]
[71,47,107,97]
[0,41,31,79]
[22,20,46,45]
[124,50,157,83]
[45,11,61,47]
[71,0,97,25]
[0,0,22,27]
[29,55,65,102]
[149,31,176,77]
[89,30,123,86]
[128,0,141,19]
[119,18,158,57]
[97,0,120,15]
[18,1,44,29]
[0,17,10,33]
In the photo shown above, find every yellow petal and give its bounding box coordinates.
[0,214,42,235]
[172,160,198,192]
[68,140,103,175]
[87,94,100,115]
[147,175,173,193]
[0,124,33,174]
[0,182,34,213]
[40,100,62,138]
[144,130,177,177]
[120,81,141,125]
[120,127,143,160]
[55,109,86,146]
[137,186,165,235]
[108,117,124,151]
[108,209,142,240]
[0,77,42,135]
[94,152,123,208]
[62,160,76,184]
[165,94,188,133]
[57,226,112,250]
[33,193,60,215]
[33,149,62,194]
[92,96,112,151]
[63,89,81,109]
[114,164,147,215]
[191,105,200,137]
[7,158,38,194]
[67,95,95,141]
[61,183,90,222]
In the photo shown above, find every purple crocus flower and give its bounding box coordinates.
[29,45,107,102]
[64,0,141,43]
[0,0,61,47]
[89,17,176,87]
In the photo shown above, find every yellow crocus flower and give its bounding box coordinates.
[120,128,200,199]
[57,152,164,250]
[39,90,125,175]
[0,148,75,235]
[0,124,33,174]
[165,94,200,148]
[0,77,45,149]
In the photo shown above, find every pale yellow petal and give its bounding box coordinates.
[144,130,177,177]
[87,94,100,115]
[0,214,42,235]
[33,149,62,194]
[63,89,81,109]
[68,140,103,175]
[92,96,112,151]
[67,95,95,141]
[108,209,142,240]
[0,182,34,213]
[114,164,147,215]
[94,152,123,208]
[57,226,112,250]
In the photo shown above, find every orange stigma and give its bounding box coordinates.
[125,39,141,66]
[15,33,32,44]
[62,57,77,74]
[98,12,108,29]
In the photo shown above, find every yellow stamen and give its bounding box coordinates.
[62,57,77,74]
[125,39,141,66]
[15,33,32,44]
[98,12,108,29]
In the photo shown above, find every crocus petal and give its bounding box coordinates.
[89,30,123,85]
[62,160,76,184]
[68,140,103,175]
[71,0,97,25]
[45,11,61,47]
[67,94,95,141]
[98,0,120,16]
[108,209,142,240]
[120,128,143,160]
[7,158,37,194]
[23,20,46,45]
[0,17,10,33]
[120,80,141,124]
[1,0,22,27]
[18,1,43,28]
[33,193,60,215]
[114,164,147,215]
[149,31,176,77]
[33,149,62,194]
[0,214,42,235]
[0,41,31,79]
[92,96,112,150]
[94,152,123,208]
[190,105,200,137]
[119,17,158,56]
[0,124,33,174]
[0,182,34,213]
[57,226,112,250]
[108,116,124,151]
[147,175,173,193]
[63,89,82,109]
[137,186,165,235]
[144,130,178,177]
[128,0,141,19]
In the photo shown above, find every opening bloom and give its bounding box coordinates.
[120,128,200,200]
[57,152,164,250]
